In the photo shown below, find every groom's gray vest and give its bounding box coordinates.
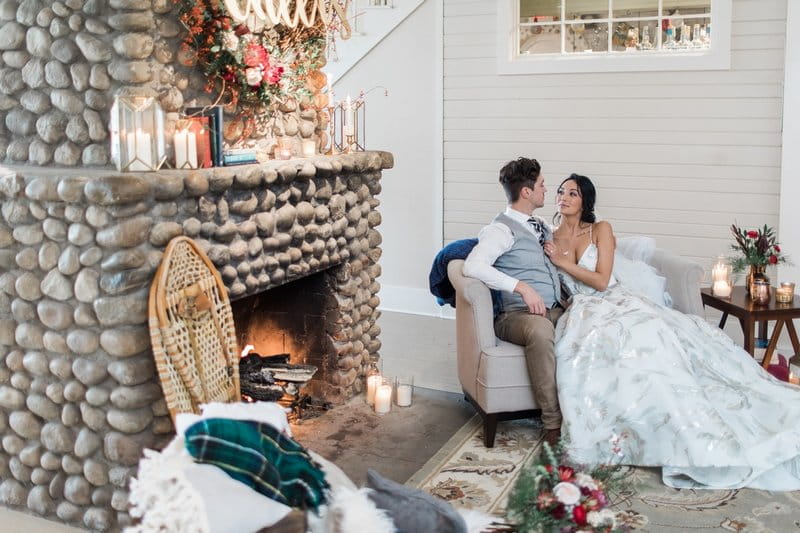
[493,213,561,312]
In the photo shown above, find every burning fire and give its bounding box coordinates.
[241,344,255,358]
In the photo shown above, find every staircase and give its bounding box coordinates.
[326,0,426,84]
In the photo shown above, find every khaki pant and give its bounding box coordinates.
[494,307,563,430]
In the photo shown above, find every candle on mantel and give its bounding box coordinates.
[301,139,315,157]
[126,128,153,171]
[374,382,392,414]
[366,374,381,406]
[343,94,354,137]
[174,128,198,169]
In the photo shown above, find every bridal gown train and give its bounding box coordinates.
[555,244,800,490]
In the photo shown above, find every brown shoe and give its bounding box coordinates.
[543,428,561,448]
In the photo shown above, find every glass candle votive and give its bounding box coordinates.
[752,280,771,305]
[776,282,795,304]
[374,377,392,415]
[276,136,293,160]
[301,139,316,157]
[395,375,413,407]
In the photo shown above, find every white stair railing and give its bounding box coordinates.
[326,0,426,84]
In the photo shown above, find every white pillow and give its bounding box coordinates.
[613,252,671,307]
[616,235,657,263]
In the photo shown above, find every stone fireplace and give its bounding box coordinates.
[0,150,391,530]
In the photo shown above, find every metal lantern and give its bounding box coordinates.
[331,94,365,154]
[110,89,167,172]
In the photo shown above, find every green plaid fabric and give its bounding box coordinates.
[184,418,329,510]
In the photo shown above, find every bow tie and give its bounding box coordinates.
[527,217,546,246]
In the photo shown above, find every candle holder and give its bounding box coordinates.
[332,94,365,154]
[276,136,294,160]
[374,377,392,415]
[173,120,199,170]
[710,255,732,298]
[365,354,380,406]
[776,282,795,304]
[395,375,413,407]
[301,138,316,158]
[752,279,770,306]
[110,88,166,172]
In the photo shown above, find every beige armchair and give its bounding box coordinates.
[447,247,703,448]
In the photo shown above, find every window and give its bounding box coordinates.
[497,0,731,74]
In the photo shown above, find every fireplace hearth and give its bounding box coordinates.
[0,150,391,530]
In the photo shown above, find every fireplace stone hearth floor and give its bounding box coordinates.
[0,387,474,532]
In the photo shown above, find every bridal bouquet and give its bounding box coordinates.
[506,441,628,533]
[729,223,788,272]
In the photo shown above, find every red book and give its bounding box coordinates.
[188,117,212,168]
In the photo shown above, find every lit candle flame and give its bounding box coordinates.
[241,344,255,358]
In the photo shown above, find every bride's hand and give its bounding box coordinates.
[544,241,569,267]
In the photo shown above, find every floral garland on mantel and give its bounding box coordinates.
[176,0,330,113]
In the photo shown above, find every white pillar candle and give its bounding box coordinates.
[174,129,198,169]
[712,280,731,298]
[343,95,354,136]
[125,129,153,171]
[366,375,381,406]
[301,139,315,157]
[396,384,412,407]
[374,384,392,414]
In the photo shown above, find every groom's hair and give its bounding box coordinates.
[499,157,541,202]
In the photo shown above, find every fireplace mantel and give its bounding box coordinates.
[0,150,392,530]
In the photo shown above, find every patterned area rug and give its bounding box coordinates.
[407,416,800,532]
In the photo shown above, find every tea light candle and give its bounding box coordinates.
[776,286,794,304]
[374,383,391,414]
[301,139,315,157]
[366,374,381,406]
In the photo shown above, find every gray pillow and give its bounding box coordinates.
[365,469,466,533]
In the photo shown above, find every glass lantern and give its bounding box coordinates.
[110,89,167,172]
[711,255,732,298]
[365,354,381,406]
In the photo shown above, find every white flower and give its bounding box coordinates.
[245,67,262,86]
[587,509,616,528]
[221,31,239,52]
[552,482,581,506]
[573,472,597,490]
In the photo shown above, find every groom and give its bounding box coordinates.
[463,157,563,446]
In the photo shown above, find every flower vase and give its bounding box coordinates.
[747,265,769,297]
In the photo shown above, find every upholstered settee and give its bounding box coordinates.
[447,243,704,447]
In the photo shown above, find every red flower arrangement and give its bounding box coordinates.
[729,224,789,272]
[175,0,326,111]
[507,441,628,532]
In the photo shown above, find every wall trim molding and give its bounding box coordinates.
[378,285,455,319]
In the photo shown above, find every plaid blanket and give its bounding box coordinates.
[184,418,329,510]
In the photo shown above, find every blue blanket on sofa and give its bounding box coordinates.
[429,239,501,313]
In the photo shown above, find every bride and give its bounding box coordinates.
[543,173,800,490]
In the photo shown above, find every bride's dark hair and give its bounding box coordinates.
[553,173,597,224]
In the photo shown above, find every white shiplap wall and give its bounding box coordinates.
[443,0,786,270]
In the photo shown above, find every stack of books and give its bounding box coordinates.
[222,148,258,166]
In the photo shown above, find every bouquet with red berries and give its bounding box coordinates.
[506,441,628,532]
[729,224,789,273]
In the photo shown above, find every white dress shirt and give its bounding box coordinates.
[463,207,549,293]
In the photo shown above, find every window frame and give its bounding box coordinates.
[497,0,732,74]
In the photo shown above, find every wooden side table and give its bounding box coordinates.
[701,286,800,368]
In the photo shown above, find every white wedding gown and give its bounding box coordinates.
[555,244,800,490]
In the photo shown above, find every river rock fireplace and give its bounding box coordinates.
[0,150,391,530]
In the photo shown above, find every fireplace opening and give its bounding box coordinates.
[230,267,341,417]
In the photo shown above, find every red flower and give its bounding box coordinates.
[769,255,778,264]
[243,43,269,68]
[747,230,759,239]
[557,465,575,481]
[591,489,608,507]
[233,24,250,36]
[550,503,566,519]
[775,245,781,252]
[545,465,554,473]
[263,64,284,85]
[572,504,588,526]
